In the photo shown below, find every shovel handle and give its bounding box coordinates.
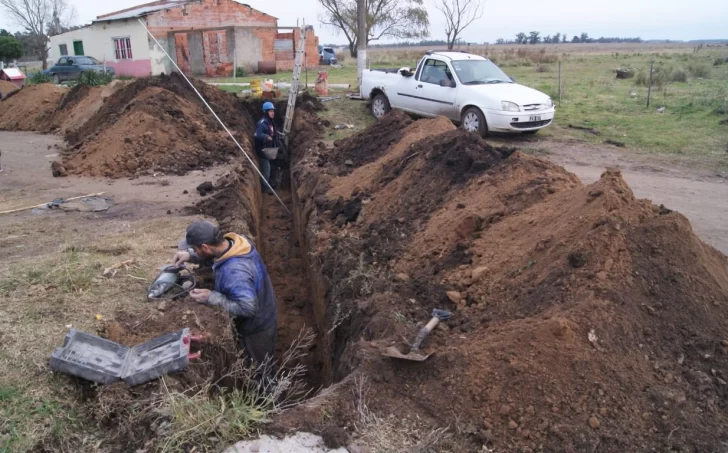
[411,316,441,351]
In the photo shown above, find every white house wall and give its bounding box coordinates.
[49,20,153,77]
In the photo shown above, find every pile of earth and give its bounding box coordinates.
[283,112,728,452]
[47,81,126,134]
[325,109,413,172]
[0,80,19,97]
[0,84,66,131]
[61,73,257,178]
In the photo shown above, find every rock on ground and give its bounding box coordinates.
[224,432,349,453]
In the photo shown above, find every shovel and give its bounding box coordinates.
[382,309,452,362]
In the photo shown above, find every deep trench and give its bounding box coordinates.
[257,168,330,389]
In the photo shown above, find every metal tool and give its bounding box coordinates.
[147,265,197,300]
[382,309,452,362]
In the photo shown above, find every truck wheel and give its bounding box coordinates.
[461,107,487,137]
[371,94,391,119]
[52,74,60,85]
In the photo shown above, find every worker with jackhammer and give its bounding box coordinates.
[254,102,280,194]
[174,220,278,377]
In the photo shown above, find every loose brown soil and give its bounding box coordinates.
[61,74,256,178]
[0,84,66,131]
[0,80,19,97]
[327,109,413,171]
[285,110,728,451]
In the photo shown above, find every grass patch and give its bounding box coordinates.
[318,97,375,141]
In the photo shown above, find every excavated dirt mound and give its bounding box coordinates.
[287,116,728,451]
[0,80,19,97]
[62,74,256,178]
[47,81,126,134]
[327,109,413,171]
[0,84,66,131]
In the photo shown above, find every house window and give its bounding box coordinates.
[59,44,68,56]
[114,38,133,60]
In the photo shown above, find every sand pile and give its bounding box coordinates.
[0,84,66,131]
[62,74,256,178]
[289,114,728,451]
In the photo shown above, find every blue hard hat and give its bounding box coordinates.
[263,102,276,112]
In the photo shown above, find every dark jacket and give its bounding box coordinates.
[254,116,280,156]
[207,233,277,335]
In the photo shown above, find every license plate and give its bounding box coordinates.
[529,115,542,122]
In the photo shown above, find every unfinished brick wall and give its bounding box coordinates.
[145,0,277,35]
[138,0,321,75]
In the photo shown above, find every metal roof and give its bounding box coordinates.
[93,1,189,22]
[430,51,486,61]
[0,68,25,80]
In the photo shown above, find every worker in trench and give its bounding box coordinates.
[173,220,278,381]
[254,101,282,194]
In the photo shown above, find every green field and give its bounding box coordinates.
[216,45,728,164]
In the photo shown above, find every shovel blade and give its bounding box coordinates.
[381,346,432,362]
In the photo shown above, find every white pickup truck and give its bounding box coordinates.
[360,51,555,136]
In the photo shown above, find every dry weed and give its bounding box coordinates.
[353,375,453,453]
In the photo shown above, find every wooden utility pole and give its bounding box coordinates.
[558,61,562,105]
[356,0,367,93]
[646,61,654,108]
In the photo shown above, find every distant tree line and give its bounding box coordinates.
[497,32,642,45]
[369,39,468,48]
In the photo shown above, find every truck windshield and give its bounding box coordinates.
[451,60,512,85]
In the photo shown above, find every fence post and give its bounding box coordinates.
[233,53,237,83]
[558,61,562,105]
[646,61,654,108]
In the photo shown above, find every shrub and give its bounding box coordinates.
[235,66,248,77]
[670,69,688,83]
[687,63,710,78]
[76,71,113,86]
[536,64,551,73]
[713,57,728,66]
[27,72,52,85]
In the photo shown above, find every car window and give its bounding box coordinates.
[87,56,101,65]
[419,59,453,85]
[58,57,68,66]
[451,59,512,85]
[67,58,75,66]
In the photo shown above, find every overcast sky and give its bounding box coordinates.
[1,0,727,44]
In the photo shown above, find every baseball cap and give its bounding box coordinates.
[178,220,223,249]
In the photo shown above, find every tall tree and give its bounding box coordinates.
[528,31,540,44]
[553,32,561,44]
[572,35,580,43]
[319,0,429,57]
[562,33,568,43]
[0,35,23,61]
[515,32,526,44]
[434,0,484,50]
[580,32,589,43]
[0,0,76,69]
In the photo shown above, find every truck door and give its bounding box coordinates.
[410,58,459,118]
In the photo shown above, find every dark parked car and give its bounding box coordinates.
[43,56,115,83]
[318,46,338,65]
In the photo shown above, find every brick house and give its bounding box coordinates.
[48,0,320,77]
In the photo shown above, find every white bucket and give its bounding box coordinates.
[262,147,279,160]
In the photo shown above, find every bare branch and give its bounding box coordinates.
[317,0,429,56]
[435,0,484,49]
